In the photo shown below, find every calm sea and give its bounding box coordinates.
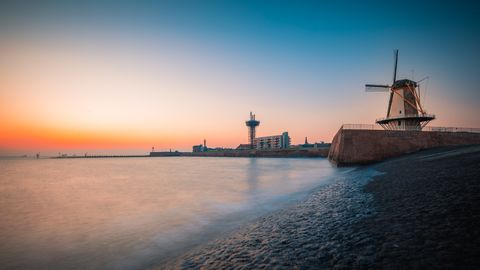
[0,157,339,269]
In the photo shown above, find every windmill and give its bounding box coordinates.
[366,50,435,130]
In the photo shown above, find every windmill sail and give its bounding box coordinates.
[365,49,435,130]
[365,84,390,92]
[387,49,399,117]
[393,49,398,84]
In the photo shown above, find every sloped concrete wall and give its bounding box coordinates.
[328,129,480,166]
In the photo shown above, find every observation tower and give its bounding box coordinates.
[245,112,260,149]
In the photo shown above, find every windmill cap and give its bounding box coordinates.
[393,79,417,89]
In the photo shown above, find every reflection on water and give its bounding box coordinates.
[0,157,338,269]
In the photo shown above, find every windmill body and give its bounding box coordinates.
[366,50,435,130]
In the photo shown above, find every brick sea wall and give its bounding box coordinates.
[328,129,480,166]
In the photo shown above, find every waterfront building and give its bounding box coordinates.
[302,137,314,148]
[192,144,204,152]
[236,144,252,150]
[254,132,290,150]
[192,139,208,152]
[289,137,330,149]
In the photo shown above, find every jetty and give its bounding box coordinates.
[151,148,329,158]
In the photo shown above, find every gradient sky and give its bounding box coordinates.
[1,0,479,155]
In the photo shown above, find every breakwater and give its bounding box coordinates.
[328,127,480,166]
[54,155,149,159]
[151,148,329,158]
[48,148,329,159]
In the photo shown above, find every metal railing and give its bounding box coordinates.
[341,124,383,130]
[341,124,480,133]
[375,113,436,122]
[425,126,480,133]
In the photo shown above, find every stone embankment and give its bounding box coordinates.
[328,128,480,166]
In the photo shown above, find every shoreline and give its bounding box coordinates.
[154,145,480,269]
[156,159,378,269]
[151,148,330,158]
[1,148,330,159]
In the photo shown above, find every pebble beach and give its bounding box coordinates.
[157,145,480,269]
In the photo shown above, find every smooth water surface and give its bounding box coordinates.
[0,157,339,269]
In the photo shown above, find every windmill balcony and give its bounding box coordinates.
[375,113,436,124]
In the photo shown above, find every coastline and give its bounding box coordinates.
[156,160,378,269]
[151,148,330,158]
[154,145,480,269]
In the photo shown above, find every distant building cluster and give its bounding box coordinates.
[191,112,328,152]
[193,139,234,152]
[236,112,291,150]
[292,137,330,149]
[193,139,208,152]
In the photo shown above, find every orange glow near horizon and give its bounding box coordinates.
[1,30,479,156]
[0,39,333,155]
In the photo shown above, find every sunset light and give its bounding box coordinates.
[1,1,479,269]
[1,2,478,156]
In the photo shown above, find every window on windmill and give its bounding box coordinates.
[399,110,402,114]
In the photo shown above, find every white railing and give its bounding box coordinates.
[341,124,480,133]
[341,124,383,130]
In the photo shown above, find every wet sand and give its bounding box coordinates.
[157,145,480,269]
